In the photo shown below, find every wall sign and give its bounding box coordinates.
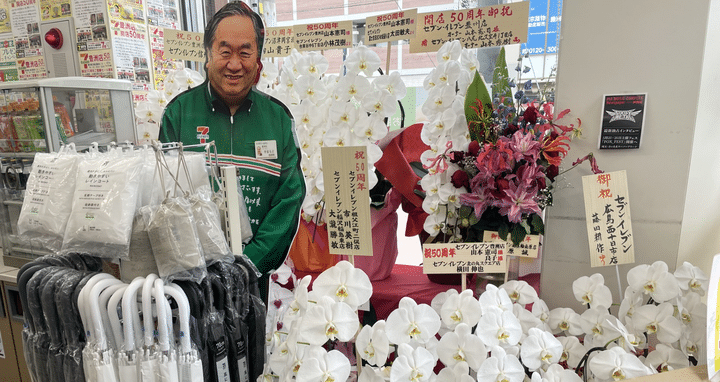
[598,93,647,149]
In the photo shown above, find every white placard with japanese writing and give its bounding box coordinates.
[293,20,352,52]
[163,28,204,62]
[483,231,540,258]
[10,0,43,58]
[321,146,373,256]
[423,242,507,274]
[410,2,528,53]
[582,170,635,267]
[263,26,293,58]
[365,9,416,44]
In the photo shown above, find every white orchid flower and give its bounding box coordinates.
[361,89,397,118]
[547,307,583,336]
[357,320,390,366]
[676,291,706,327]
[618,288,644,324]
[425,108,458,136]
[296,52,329,78]
[292,100,325,128]
[520,327,563,372]
[146,89,168,108]
[531,299,552,331]
[534,363,583,382]
[268,329,300,376]
[390,343,436,382]
[476,346,525,382]
[313,260,372,309]
[172,67,204,90]
[287,275,312,318]
[323,125,353,147]
[429,60,462,89]
[431,289,455,316]
[437,323,487,370]
[372,71,407,100]
[421,83,456,116]
[604,317,642,353]
[345,44,381,77]
[359,365,388,382]
[478,284,514,314]
[632,302,682,344]
[436,361,475,382]
[437,182,465,209]
[437,40,462,62]
[280,66,298,91]
[513,303,544,337]
[572,273,613,310]
[476,309,522,348]
[502,280,539,306]
[579,306,619,348]
[295,75,328,105]
[644,343,688,373]
[557,335,587,371]
[258,59,279,89]
[135,102,165,123]
[296,346,351,382]
[354,112,389,142]
[298,295,359,345]
[679,321,704,358]
[328,100,358,129]
[460,49,480,74]
[386,297,441,345]
[627,261,680,304]
[439,289,482,330]
[674,261,708,296]
[422,209,447,237]
[333,73,372,102]
[456,70,472,97]
[588,347,653,382]
[420,173,444,198]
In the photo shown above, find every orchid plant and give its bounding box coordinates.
[258,46,405,224]
[263,259,707,382]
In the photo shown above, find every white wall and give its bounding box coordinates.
[542,0,718,310]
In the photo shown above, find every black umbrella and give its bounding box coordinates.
[26,266,58,382]
[56,270,91,382]
[40,268,74,382]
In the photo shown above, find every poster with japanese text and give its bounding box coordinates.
[0,36,18,80]
[599,93,647,149]
[150,27,182,90]
[145,0,178,29]
[422,242,507,274]
[79,48,113,77]
[40,0,70,20]
[263,26,293,58]
[107,0,143,23]
[321,146,373,256]
[163,28,204,62]
[0,0,11,33]
[293,20,352,52]
[72,0,108,51]
[17,55,46,80]
[365,9,416,44]
[10,0,43,58]
[483,231,540,258]
[582,170,635,267]
[410,2,528,53]
[110,19,152,90]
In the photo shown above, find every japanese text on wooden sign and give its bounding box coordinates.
[293,20,352,52]
[582,170,635,267]
[422,242,507,274]
[483,231,540,258]
[410,1,528,53]
[163,28,204,62]
[263,26,294,58]
[365,9,417,44]
[321,146,373,256]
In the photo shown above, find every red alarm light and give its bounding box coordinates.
[44,28,63,49]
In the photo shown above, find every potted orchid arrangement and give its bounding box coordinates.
[261,258,707,382]
[417,42,601,247]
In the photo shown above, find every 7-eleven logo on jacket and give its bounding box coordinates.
[196,126,209,143]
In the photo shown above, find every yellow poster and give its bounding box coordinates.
[40,0,70,20]
[17,55,46,80]
[79,48,113,78]
[0,0,11,33]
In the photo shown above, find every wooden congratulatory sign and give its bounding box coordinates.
[263,26,294,58]
[365,9,417,44]
[483,231,540,258]
[321,146,373,256]
[582,170,635,267]
[423,242,507,274]
[163,28,204,62]
[293,20,352,52]
[410,1,528,53]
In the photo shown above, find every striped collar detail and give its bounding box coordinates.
[210,153,281,177]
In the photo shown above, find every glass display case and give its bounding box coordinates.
[0,77,137,267]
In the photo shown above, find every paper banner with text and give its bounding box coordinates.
[40,0,70,20]
[0,37,18,80]
[365,9,416,44]
[0,0,12,33]
[17,55,46,80]
[483,231,540,258]
[582,170,635,267]
[423,242,507,274]
[107,0,144,23]
[10,0,43,59]
[73,0,109,51]
[79,48,113,77]
[321,146,373,256]
[410,2,528,53]
[294,20,352,52]
[110,19,152,90]
[163,28,204,62]
[263,26,293,58]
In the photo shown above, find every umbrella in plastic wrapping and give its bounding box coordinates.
[69,272,101,382]
[26,266,58,382]
[84,274,125,382]
[209,272,249,382]
[201,277,231,382]
[56,270,90,382]
[175,280,210,381]
[154,278,179,382]
[165,283,203,382]
[108,284,129,361]
[120,277,147,382]
[140,274,160,381]
[16,263,48,382]
[78,273,118,382]
[40,268,75,382]
[233,257,267,380]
